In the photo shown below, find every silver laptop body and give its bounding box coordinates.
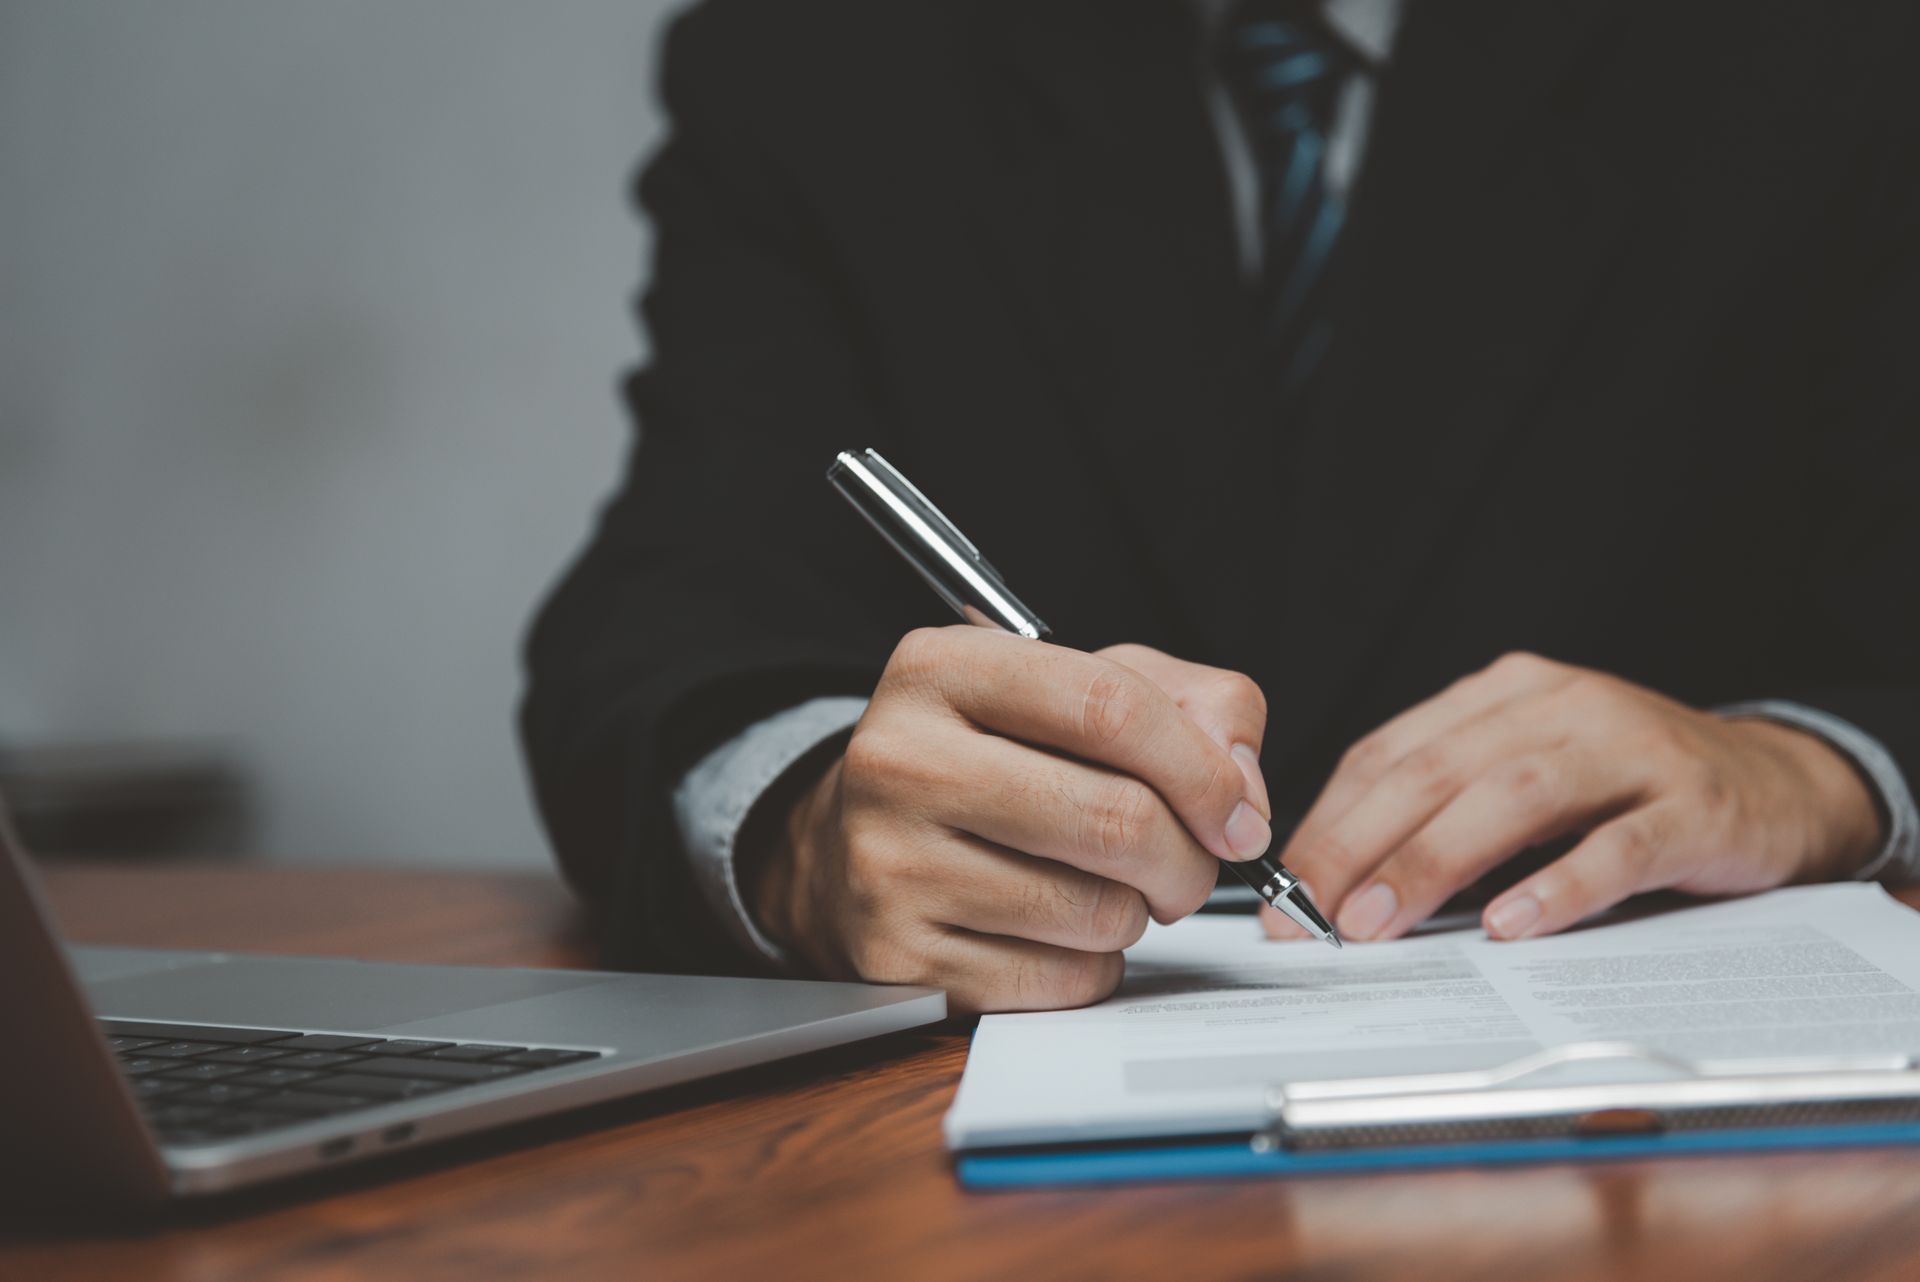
[0,813,943,1205]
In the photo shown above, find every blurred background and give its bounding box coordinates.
[0,0,686,866]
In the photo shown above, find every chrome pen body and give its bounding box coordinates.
[827,447,1342,949]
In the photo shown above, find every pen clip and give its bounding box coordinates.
[857,449,984,563]
[827,448,1051,641]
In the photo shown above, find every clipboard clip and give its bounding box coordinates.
[1254,1042,1920,1153]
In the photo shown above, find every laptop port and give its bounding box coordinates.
[318,1137,354,1160]
[382,1124,417,1145]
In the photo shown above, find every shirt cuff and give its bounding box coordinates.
[1715,699,1920,884]
[671,696,870,967]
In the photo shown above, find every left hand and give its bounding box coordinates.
[1265,652,1887,944]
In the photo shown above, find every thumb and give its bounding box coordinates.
[1095,643,1271,820]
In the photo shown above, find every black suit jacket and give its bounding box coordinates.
[520,0,1920,973]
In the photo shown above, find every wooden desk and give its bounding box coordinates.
[8,864,1920,1282]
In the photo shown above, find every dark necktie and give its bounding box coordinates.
[1216,0,1362,378]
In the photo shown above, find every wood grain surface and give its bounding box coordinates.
[6,862,1920,1282]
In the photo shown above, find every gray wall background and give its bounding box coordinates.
[1,1,687,866]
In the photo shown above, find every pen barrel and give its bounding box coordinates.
[828,449,1051,640]
[1233,855,1337,941]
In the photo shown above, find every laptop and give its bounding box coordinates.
[0,810,944,1206]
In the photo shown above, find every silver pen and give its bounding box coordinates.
[827,447,1342,948]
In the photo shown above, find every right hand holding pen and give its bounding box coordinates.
[745,627,1273,1013]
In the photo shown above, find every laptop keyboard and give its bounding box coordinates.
[102,1019,606,1148]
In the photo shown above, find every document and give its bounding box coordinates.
[945,883,1920,1149]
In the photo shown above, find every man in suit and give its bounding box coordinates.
[520,0,1920,1012]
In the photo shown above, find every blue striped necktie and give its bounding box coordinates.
[1216,0,1361,374]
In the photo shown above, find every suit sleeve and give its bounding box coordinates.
[518,6,924,971]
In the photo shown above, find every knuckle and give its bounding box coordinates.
[1488,650,1552,683]
[1603,819,1658,875]
[1341,732,1397,778]
[839,842,895,917]
[846,927,918,986]
[1083,776,1160,867]
[997,953,1043,1009]
[1555,671,1622,720]
[1033,950,1121,1010]
[1079,663,1152,749]
[1159,863,1216,923]
[1384,837,1443,894]
[1497,755,1557,811]
[839,725,897,784]
[1213,669,1268,722]
[1009,872,1052,931]
[1399,743,1457,794]
[1080,951,1126,1005]
[888,626,955,682]
[1086,882,1151,951]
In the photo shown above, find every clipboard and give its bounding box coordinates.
[954,1042,1920,1191]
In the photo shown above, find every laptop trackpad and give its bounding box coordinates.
[83,954,612,1031]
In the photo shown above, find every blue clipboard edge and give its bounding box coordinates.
[955,1120,1920,1191]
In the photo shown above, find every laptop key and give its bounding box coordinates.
[101,1020,299,1045]
[171,1083,267,1107]
[425,1044,527,1062]
[132,1077,192,1100]
[147,1104,222,1128]
[303,1073,448,1101]
[232,1066,324,1089]
[266,1034,383,1052]
[275,1051,367,1070]
[108,1036,165,1053]
[119,1057,175,1077]
[252,1090,376,1116]
[495,1049,600,1068]
[158,1062,254,1083]
[199,1045,295,1065]
[357,1040,454,1056]
[143,1041,230,1059]
[351,1057,526,1083]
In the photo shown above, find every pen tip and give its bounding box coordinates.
[1327,930,1344,950]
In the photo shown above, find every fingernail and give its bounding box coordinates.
[1487,894,1542,940]
[1230,743,1271,819]
[1339,883,1397,940]
[1224,801,1272,859]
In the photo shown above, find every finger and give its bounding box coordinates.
[920,928,1125,1014]
[1285,701,1581,917]
[1284,652,1577,863]
[933,732,1219,924]
[1335,750,1641,941]
[1482,803,1686,941]
[905,627,1266,863]
[1098,644,1271,819]
[932,835,1152,955]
